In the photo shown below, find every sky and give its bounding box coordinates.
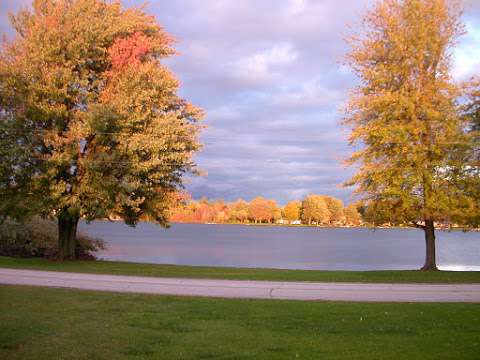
[2,0,480,205]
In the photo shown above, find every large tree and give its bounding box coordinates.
[301,195,330,225]
[0,0,202,259]
[229,199,249,223]
[248,197,273,224]
[283,200,301,223]
[344,0,478,270]
[344,204,362,226]
[323,196,344,224]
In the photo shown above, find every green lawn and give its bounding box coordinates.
[0,285,479,359]
[1,256,479,283]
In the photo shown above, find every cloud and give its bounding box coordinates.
[272,78,344,110]
[453,21,480,80]
[286,0,307,16]
[231,43,299,86]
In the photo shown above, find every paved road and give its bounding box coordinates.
[1,268,479,302]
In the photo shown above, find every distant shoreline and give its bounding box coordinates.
[169,222,479,232]
[170,221,369,229]
[95,219,479,232]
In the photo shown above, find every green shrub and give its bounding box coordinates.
[0,218,105,259]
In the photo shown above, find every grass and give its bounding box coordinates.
[1,256,479,283]
[0,284,479,359]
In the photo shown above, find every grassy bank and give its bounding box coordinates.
[1,256,479,283]
[1,285,479,359]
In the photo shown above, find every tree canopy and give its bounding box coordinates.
[344,0,478,270]
[169,195,359,226]
[0,0,202,258]
[300,195,330,225]
[283,201,301,222]
[344,204,362,226]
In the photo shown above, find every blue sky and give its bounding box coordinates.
[2,0,480,205]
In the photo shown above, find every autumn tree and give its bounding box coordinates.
[196,203,215,223]
[248,197,272,223]
[301,195,329,225]
[267,199,281,223]
[300,196,316,225]
[283,201,301,223]
[323,196,344,224]
[344,0,477,270]
[212,200,229,223]
[229,199,249,223]
[344,204,362,226]
[0,0,202,259]
[165,192,191,223]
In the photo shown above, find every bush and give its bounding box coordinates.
[0,218,105,259]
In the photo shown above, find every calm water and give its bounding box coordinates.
[79,222,480,271]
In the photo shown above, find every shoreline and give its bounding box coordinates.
[101,219,480,232]
[168,221,479,232]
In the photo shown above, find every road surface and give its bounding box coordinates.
[1,268,479,302]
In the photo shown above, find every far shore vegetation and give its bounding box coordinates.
[167,195,478,231]
[168,195,363,227]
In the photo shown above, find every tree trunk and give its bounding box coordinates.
[421,219,438,271]
[58,210,79,260]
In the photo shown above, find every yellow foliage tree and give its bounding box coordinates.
[344,0,476,270]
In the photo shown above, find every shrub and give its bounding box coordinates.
[0,218,105,259]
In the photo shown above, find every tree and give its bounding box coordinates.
[344,204,362,226]
[344,0,477,270]
[300,196,316,225]
[248,197,272,223]
[301,195,329,225]
[196,203,215,223]
[283,201,301,223]
[212,200,229,223]
[0,0,202,259]
[323,196,344,224]
[229,199,249,223]
[267,199,281,223]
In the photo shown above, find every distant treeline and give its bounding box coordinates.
[169,195,363,226]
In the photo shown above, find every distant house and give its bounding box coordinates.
[276,219,302,225]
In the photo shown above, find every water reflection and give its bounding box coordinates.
[79,222,480,271]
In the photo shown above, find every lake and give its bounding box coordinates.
[78,222,480,271]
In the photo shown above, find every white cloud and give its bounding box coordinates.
[208,105,242,121]
[453,22,480,80]
[290,175,318,182]
[232,43,299,85]
[273,78,344,109]
[287,0,307,15]
[287,188,311,200]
